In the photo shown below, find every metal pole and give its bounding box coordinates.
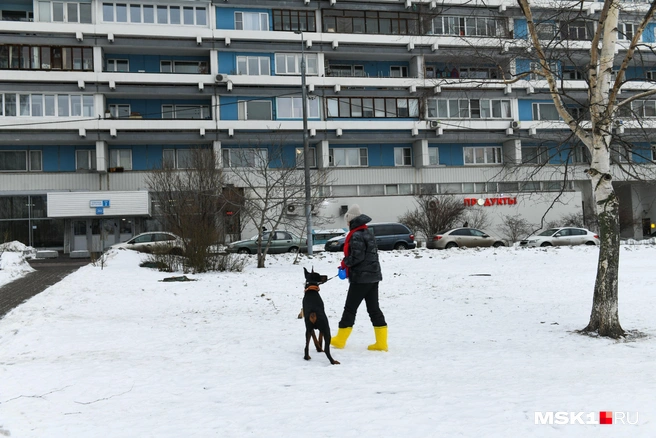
[299,31,314,255]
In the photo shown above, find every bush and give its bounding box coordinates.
[143,252,247,273]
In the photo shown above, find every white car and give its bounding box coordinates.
[111,232,185,255]
[520,227,599,248]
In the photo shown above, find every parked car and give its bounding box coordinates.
[226,230,308,254]
[324,222,416,252]
[427,228,507,250]
[520,227,599,247]
[110,231,185,255]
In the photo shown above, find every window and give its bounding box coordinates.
[277,97,320,119]
[327,97,419,118]
[272,9,316,32]
[327,64,365,77]
[562,68,584,80]
[235,11,269,31]
[618,23,636,41]
[222,148,268,168]
[0,150,41,172]
[529,61,559,80]
[394,147,412,166]
[236,56,270,75]
[561,21,591,41]
[431,16,506,37]
[107,59,129,72]
[523,146,549,164]
[323,10,418,35]
[329,148,368,167]
[39,1,92,23]
[428,148,439,165]
[462,182,486,193]
[427,99,511,119]
[295,147,317,168]
[102,2,206,25]
[160,61,208,74]
[390,66,408,78]
[109,149,132,170]
[535,22,556,40]
[162,149,194,169]
[459,67,500,79]
[573,145,590,163]
[161,105,210,119]
[0,44,92,71]
[238,100,272,120]
[463,146,502,165]
[630,100,656,118]
[275,53,318,75]
[109,104,130,118]
[532,103,559,120]
[1,93,93,117]
[611,144,631,163]
[76,149,97,171]
[439,183,462,194]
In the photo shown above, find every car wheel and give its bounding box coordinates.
[493,242,505,248]
[585,241,597,245]
[445,242,458,249]
[237,248,250,254]
[288,246,299,253]
[540,242,552,247]
[394,242,408,250]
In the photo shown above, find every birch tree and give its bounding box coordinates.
[517,0,656,337]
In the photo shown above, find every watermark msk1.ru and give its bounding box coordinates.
[534,411,639,425]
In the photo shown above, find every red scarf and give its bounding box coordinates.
[342,224,368,276]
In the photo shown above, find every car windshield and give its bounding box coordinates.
[537,228,559,236]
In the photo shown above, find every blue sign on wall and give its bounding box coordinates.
[96,207,104,215]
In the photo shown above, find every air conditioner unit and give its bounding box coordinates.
[286,204,299,216]
[510,120,520,129]
[429,120,440,129]
[215,74,228,83]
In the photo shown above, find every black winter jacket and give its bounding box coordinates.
[343,214,383,284]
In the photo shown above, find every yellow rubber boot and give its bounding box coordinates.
[367,326,388,351]
[330,327,353,349]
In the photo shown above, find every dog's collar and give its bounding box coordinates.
[304,284,320,293]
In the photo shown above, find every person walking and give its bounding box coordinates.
[331,204,388,351]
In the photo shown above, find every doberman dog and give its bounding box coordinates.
[302,267,340,365]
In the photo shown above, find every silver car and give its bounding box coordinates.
[427,228,506,249]
[520,227,599,247]
[111,231,185,255]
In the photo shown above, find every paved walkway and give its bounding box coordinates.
[0,257,89,319]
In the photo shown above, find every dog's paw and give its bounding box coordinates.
[330,360,340,365]
[304,355,311,361]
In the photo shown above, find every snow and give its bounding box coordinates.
[1,243,655,437]
[0,242,34,287]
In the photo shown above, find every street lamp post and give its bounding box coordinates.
[296,30,313,255]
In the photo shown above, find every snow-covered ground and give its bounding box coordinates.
[0,243,655,437]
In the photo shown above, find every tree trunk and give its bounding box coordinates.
[583,174,625,338]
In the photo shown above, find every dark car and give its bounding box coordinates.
[324,222,416,252]
[226,230,308,254]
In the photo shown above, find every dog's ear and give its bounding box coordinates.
[304,267,310,280]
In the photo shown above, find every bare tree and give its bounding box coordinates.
[498,214,534,244]
[222,136,331,268]
[464,207,492,231]
[398,194,467,240]
[515,0,656,337]
[146,147,226,272]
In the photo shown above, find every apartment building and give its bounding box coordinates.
[1,0,655,253]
